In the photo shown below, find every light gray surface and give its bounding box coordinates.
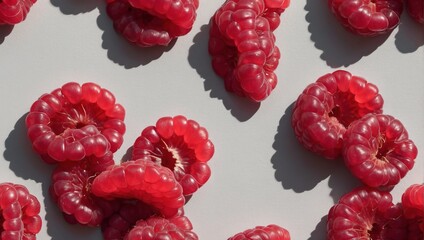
[0,1,423,239]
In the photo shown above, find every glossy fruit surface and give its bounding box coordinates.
[401,183,424,237]
[0,0,36,25]
[406,0,424,23]
[228,224,291,240]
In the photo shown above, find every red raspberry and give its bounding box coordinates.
[291,70,384,159]
[106,0,198,47]
[124,215,198,240]
[228,224,291,240]
[0,0,36,25]
[91,158,185,218]
[208,0,289,102]
[131,115,214,196]
[406,0,424,23]
[0,182,42,240]
[401,184,424,234]
[26,82,126,163]
[328,0,403,36]
[343,114,417,188]
[327,187,408,240]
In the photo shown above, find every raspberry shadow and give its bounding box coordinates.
[307,215,327,240]
[394,13,424,53]
[0,25,14,45]
[50,0,101,15]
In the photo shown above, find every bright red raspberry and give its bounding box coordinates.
[401,184,424,235]
[292,70,384,159]
[106,0,198,47]
[0,0,36,25]
[124,215,198,240]
[228,224,291,240]
[208,0,289,102]
[26,82,126,163]
[131,115,214,196]
[91,158,185,218]
[343,114,417,188]
[327,187,408,240]
[406,0,424,23]
[0,182,42,240]
[328,0,403,36]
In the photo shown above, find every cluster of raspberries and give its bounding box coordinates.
[0,0,36,25]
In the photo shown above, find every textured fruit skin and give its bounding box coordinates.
[343,114,417,188]
[228,224,291,240]
[328,0,403,36]
[0,182,42,240]
[208,0,289,102]
[327,187,408,240]
[124,215,198,240]
[106,0,198,47]
[131,115,214,196]
[401,184,424,238]
[291,70,384,159]
[26,82,126,163]
[0,0,36,25]
[91,157,185,218]
[406,0,424,23]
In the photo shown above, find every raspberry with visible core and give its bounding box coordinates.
[228,224,291,240]
[343,114,417,188]
[291,70,384,159]
[131,115,214,196]
[328,0,403,36]
[406,0,424,23]
[0,0,37,25]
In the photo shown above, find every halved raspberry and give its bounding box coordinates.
[124,215,198,240]
[0,182,42,240]
[91,158,185,218]
[343,114,417,188]
[292,70,384,159]
[106,0,198,47]
[228,224,291,240]
[401,184,424,234]
[327,187,408,239]
[26,82,126,163]
[208,0,289,102]
[406,0,424,23]
[131,115,214,196]
[328,0,403,36]
[0,0,37,25]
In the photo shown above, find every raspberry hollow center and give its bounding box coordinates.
[368,222,384,239]
[329,92,360,128]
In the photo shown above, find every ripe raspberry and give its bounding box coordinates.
[131,115,214,196]
[406,0,424,23]
[0,0,36,25]
[401,184,424,234]
[91,158,185,218]
[0,182,42,240]
[228,224,291,240]
[208,0,289,102]
[26,82,126,163]
[343,114,417,188]
[106,0,198,47]
[124,215,198,240]
[328,0,403,36]
[327,187,408,239]
[291,70,384,159]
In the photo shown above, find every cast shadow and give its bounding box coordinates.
[327,159,361,203]
[395,13,424,53]
[50,0,101,15]
[308,215,327,240]
[188,24,260,122]
[305,0,390,68]
[0,25,14,45]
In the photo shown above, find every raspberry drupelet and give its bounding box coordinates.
[0,0,37,25]
[406,0,424,23]
[401,183,424,239]
[228,224,291,240]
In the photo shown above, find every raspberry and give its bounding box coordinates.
[401,184,424,234]
[49,151,117,226]
[26,82,126,163]
[106,0,198,47]
[228,224,291,240]
[291,70,384,159]
[406,0,424,23]
[208,0,289,102]
[328,0,403,36]
[327,187,408,239]
[131,115,214,196]
[124,215,198,240]
[0,182,42,240]
[91,158,185,218]
[0,0,36,25]
[343,114,417,188]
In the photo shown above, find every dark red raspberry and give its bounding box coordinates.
[91,158,185,218]
[406,0,424,23]
[327,187,408,239]
[131,115,214,196]
[292,70,384,159]
[124,215,198,240]
[228,224,291,240]
[401,184,424,236]
[208,0,289,102]
[328,0,403,36]
[343,114,417,188]
[0,182,42,240]
[0,0,36,25]
[26,82,126,163]
[106,0,198,47]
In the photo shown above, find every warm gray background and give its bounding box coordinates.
[0,0,423,239]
